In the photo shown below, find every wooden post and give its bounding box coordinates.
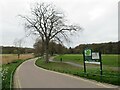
[83,51,86,74]
[99,52,102,78]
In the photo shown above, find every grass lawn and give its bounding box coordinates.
[36,57,120,85]
[54,54,83,64]
[102,55,119,67]
[54,54,119,67]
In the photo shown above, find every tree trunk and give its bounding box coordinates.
[45,41,49,63]
[18,53,20,59]
[41,41,45,56]
[17,48,20,59]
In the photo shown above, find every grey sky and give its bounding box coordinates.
[0,0,119,48]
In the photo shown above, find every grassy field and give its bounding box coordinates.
[54,54,83,64]
[54,54,119,67]
[1,54,34,64]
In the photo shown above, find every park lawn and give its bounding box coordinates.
[54,54,119,67]
[102,55,119,67]
[36,58,120,85]
[36,58,83,72]
[54,54,83,64]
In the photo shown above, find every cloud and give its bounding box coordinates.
[0,0,119,48]
[88,7,106,21]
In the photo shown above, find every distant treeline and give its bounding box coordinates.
[1,46,34,54]
[1,41,119,55]
[34,40,120,55]
[71,41,120,54]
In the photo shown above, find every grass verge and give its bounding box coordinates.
[2,58,33,90]
[35,58,120,86]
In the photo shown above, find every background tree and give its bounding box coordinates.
[74,41,119,54]
[49,41,57,56]
[13,38,24,59]
[34,39,67,56]
[21,3,81,63]
[33,39,44,56]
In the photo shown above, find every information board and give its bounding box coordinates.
[92,52,100,60]
[83,49,102,76]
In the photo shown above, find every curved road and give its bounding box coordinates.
[14,58,117,88]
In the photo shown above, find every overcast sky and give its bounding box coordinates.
[0,0,119,48]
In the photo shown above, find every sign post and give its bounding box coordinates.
[83,49,102,76]
[83,52,86,74]
[99,52,102,76]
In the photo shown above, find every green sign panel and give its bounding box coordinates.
[84,49,92,56]
[84,49,92,61]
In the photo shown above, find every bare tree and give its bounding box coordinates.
[13,38,24,59]
[20,3,82,63]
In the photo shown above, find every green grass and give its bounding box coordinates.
[54,54,119,67]
[54,54,83,64]
[36,58,120,85]
[2,60,25,89]
[102,55,119,67]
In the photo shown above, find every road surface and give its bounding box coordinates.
[14,58,118,88]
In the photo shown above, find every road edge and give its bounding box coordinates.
[13,58,38,88]
[34,59,119,89]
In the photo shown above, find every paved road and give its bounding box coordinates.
[14,58,118,88]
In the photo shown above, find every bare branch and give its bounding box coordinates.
[19,2,82,62]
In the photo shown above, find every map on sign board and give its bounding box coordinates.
[84,49,91,56]
[92,52,100,60]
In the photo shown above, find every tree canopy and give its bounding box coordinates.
[21,3,82,62]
